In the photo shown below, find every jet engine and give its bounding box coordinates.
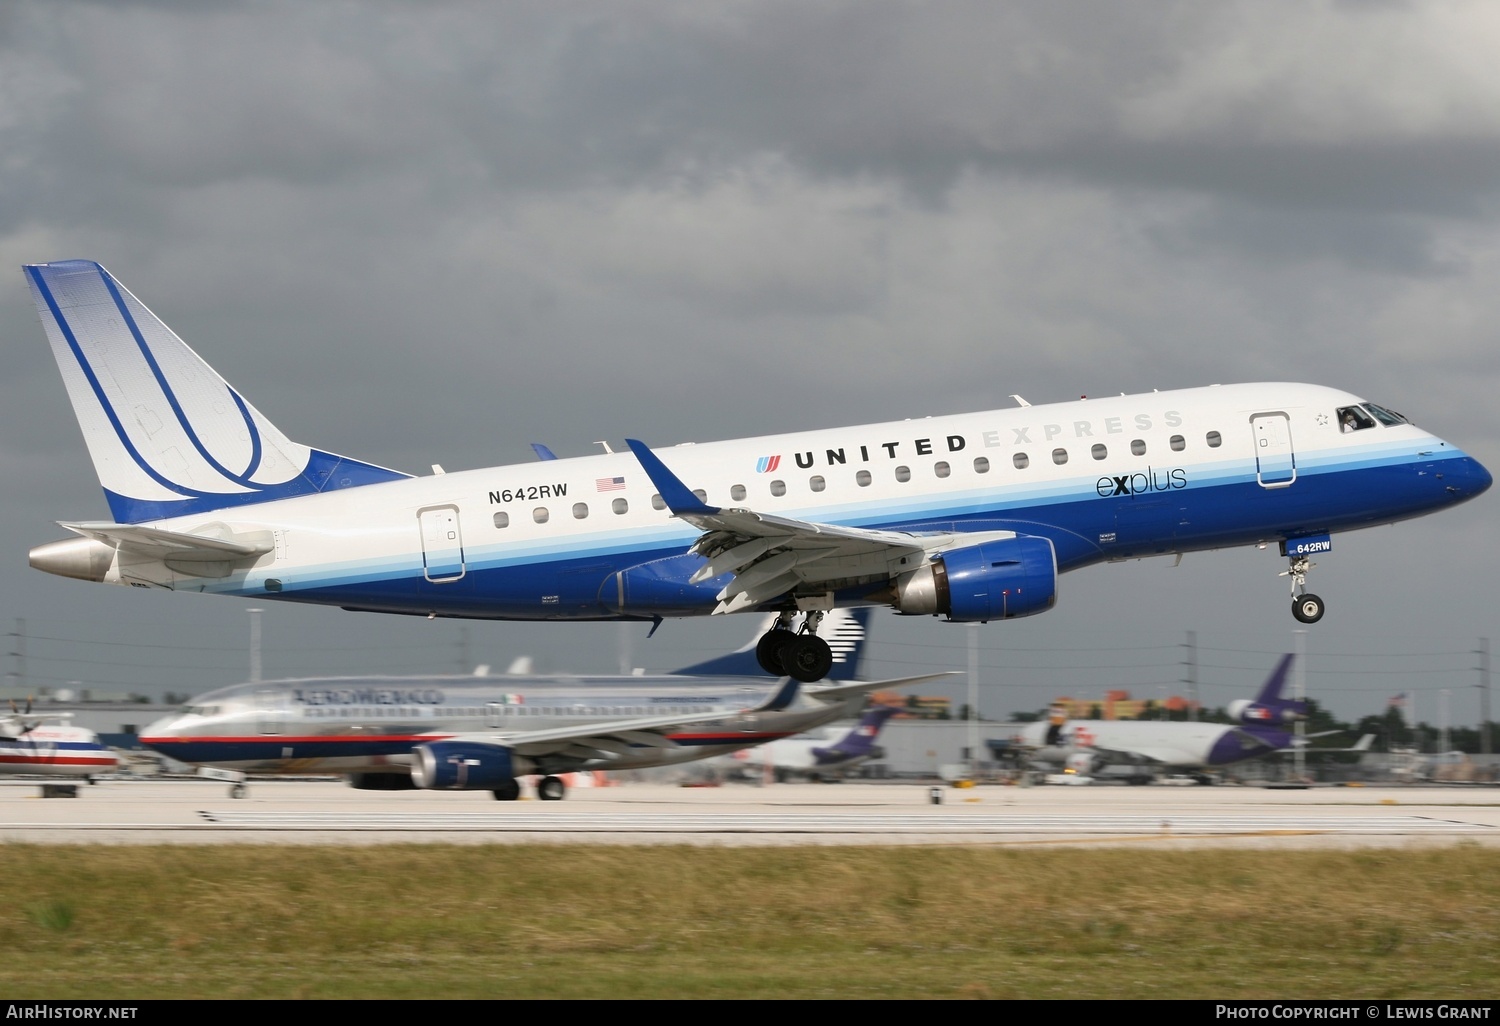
[891,536,1057,621]
[1227,699,1306,724]
[347,772,417,791]
[410,741,521,790]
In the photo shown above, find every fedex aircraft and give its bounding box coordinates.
[23,261,1492,682]
[1,701,120,781]
[722,703,901,782]
[1013,654,1367,782]
[139,609,940,801]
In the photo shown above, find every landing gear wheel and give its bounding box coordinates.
[1292,593,1325,624]
[537,775,567,801]
[491,779,521,801]
[229,784,247,799]
[782,634,833,683]
[755,629,797,675]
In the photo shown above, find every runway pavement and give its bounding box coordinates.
[4,777,1500,848]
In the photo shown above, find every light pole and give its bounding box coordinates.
[967,623,979,782]
[248,608,264,683]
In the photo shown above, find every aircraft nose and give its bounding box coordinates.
[1447,454,1493,501]
[140,713,183,740]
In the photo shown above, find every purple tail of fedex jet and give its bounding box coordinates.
[724,701,902,781]
[1226,653,1307,726]
[810,704,900,767]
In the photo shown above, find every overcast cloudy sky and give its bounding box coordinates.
[2,1,1498,726]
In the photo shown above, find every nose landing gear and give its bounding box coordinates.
[1280,555,1325,624]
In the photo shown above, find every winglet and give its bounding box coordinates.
[530,443,559,461]
[625,439,720,516]
[754,677,800,712]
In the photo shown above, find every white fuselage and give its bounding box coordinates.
[42,382,1490,624]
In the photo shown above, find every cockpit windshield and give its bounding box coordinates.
[1336,403,1409,433]
[1362,403,1408,426]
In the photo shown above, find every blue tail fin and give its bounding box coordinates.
[670,607,872,679]
[25,260,409,523]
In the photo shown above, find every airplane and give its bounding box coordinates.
[138,608,944,800]
[23,260,1492,682]
[1009,654,1371,783]
[719,702,901,782]
[1,699,121,781]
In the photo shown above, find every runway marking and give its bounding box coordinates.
[150,811,1498,835]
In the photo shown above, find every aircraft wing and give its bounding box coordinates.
[626,440,1018,613]
[438,673,953,764]
[803,672,962,705]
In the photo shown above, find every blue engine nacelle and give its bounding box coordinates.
[411,741,518,790]
[892,536,1057,622]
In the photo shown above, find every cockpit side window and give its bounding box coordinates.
[1336,406,1377,433]
[1362,403,1408,426]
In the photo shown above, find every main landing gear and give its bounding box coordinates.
[755,610,834,682]
[490,775,567,801]
[1281,555,1326,624]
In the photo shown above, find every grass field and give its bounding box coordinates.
[2,843,1498,999]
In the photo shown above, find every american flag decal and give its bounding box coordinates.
[596,476,626,492]
[756,455,781,474]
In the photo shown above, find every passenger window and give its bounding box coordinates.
[1206,431,1222,448]
[1052,448,1068,465]
[493,512,510,529]
[934,461,950,479]
[651,494,666,511]
[895,465,911,482]
[572,502,589,519]
[974,457,990,474]
[612,498,628,515]
[1013,453,1029,470]
[1131,439,1146,456]
[692,489,708,503]
[770,480,786,497]
[1170,435,1185,452]
[731,484,746,501]
[533,507,549,524]
[1338,406,1378,432]
[810,475,826,492]
[1091,444,1107,461]
[856,470,872,487]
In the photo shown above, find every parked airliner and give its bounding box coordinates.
[1011,654,1368,783]
[720,703,901,782]
[1,700,119,780]
[140,611,941,801]
[24,261,1491,682]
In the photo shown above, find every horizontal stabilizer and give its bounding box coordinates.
[60,521,272,560]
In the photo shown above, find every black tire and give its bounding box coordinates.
[537,775,567,801]
[1292,593,1325,624]
[755,628,797,675]
[782,635,833,683]
[491,779,521,801]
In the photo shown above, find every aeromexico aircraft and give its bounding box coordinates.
[139,608,934,801]
[24,260,1492,682]
[1013,654,1369,782]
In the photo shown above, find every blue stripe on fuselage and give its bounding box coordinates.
[199,454,1483,618]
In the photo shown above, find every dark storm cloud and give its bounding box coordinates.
[2,1,1498,722]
